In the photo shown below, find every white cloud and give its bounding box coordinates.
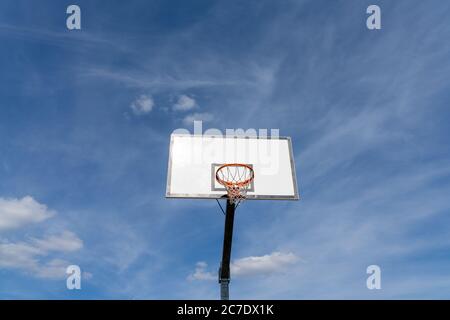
[0,231,84,279]
[0,196,54,230]
[130,94,154,115]
[31,231,83,253]
[182,112,214,126]
[173,95,197,111]
[33,259,69,279]
[231,252,299,276]
[187,262,216,281]
[188,252,299,281]
[0,242,43,269]
[0,196,86,279]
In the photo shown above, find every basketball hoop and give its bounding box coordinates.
[216,164,254,204]
[167,135,299,300]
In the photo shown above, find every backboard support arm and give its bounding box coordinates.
[218,199,236,300]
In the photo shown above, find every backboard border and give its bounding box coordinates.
[165,134,300,201]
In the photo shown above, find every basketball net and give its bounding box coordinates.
[216,164,254,205]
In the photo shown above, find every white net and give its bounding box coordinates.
[216,164,254,205]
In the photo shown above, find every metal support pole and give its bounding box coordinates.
[220,280,230,300]
[219,199,236,300]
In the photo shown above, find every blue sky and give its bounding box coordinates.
[1,0,450,299]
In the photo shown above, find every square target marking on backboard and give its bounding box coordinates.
[211,163,255,192]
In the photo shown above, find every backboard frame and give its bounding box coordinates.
[165,134,299,200]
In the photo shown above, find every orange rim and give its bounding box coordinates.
[215,163,254,188]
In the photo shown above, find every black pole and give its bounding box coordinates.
[219,199,236,300]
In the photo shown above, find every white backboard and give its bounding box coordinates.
[166,134,299,200]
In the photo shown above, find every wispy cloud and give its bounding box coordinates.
[30,231,83,253]
[0,23,120,50]
[182,112,213,126]
[0,231,83,279]
[83,68,249,90]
